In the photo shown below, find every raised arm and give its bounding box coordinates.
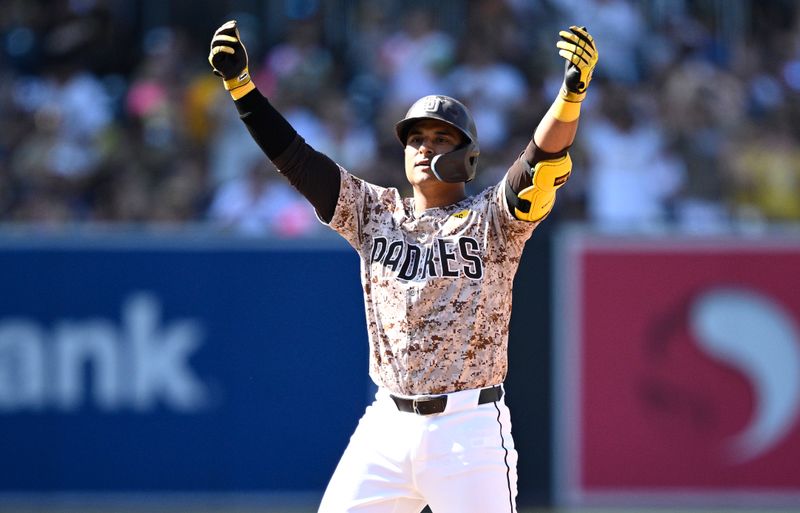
[208,21,341,223]
[506,26,599,222]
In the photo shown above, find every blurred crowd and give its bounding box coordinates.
[1,0,799,236]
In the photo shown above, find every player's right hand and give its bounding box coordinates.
[557,25,598,103]
[208,20,253,94]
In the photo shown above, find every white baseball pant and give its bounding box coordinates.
[318,385,518,513]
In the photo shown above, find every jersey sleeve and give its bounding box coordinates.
[498,176,541,233]
[479,177,539,255]
[325,167,392,251]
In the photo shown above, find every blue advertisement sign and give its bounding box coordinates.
[0,235,369,493]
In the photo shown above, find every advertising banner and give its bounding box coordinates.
[0,234,369,496]
[554,230,800,507]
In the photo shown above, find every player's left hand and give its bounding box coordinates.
[557,25,598,103]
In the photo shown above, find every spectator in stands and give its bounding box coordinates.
[378,9,455,109]
[0,0,798,236]
[445,39,528,152]
[581,85,686,231]
[207,157,318,237]
[726,115,800,223]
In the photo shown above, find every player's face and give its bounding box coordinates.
[404,120,464,187]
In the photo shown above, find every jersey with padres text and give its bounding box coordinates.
[328,167,538,396]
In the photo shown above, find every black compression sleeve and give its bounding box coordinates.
[233,88,341,223]
[272,136,340,223]
[234,88,297,160]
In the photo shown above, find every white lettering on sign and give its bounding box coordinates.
[0,293,209,413]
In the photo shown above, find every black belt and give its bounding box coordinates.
[390,386,503,416]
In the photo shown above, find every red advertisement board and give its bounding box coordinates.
[554,231,800,507]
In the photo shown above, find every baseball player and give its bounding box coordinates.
[209,20,597,513]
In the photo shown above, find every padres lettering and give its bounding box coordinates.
[370,236,484,281]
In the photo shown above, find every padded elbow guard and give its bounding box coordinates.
[509,153,572,222]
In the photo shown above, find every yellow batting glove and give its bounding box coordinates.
[557,25,598,102]
[208,20,255,100]
[550,26,598,122]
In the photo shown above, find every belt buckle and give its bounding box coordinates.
[411,395,445,415]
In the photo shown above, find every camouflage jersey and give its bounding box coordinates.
[328,167,538,396]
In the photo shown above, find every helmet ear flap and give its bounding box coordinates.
[430,143,480,183]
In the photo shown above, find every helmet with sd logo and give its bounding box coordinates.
[394,95,480,183]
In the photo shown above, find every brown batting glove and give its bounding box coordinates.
[208,20,255,99]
